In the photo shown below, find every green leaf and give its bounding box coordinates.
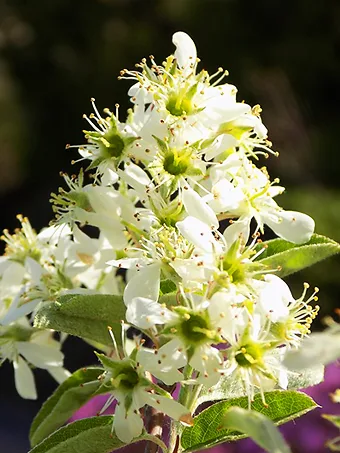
[181,390,317,452]
[28,416,167,453]
[195,364,324,410]
[34,294,126,348]
[30,367,107,447]
[160,279,177,295]
[221,407,291,453]
[159,293,178,308]
[256,234,340,277]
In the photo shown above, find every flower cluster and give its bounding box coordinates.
[0,32,319,443]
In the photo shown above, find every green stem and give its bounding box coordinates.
[186,383,203,413]
[178,365,193,407]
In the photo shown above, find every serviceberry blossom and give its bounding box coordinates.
[0,30,324,450]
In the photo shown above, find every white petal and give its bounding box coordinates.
[223,217,250,246]
[86,186,121,215]
[190,345,222,387]
[1,298,40,325]
[170,258,213,284]
[208,290,246,339]
[182,186,218,228]
[13,357,37,400]
[137,338,186,384]
[172,31,197,73]
[126,297,173,329]
[140,390,191,423]
[124,264,160,306]
[37,224,71,245]
[101,168,119,186]
[205,99,251,123]
[2,261,25,287]
[263,210,315,244]
[47,366,71,384]
[114,404,143,443]
[176,216,220,254]
[17,342,64,369]
[259,275,291,322]
[208,179,244,213]
[25,257,43,284]
[264,274,293,302]
[128,82,154,105]
[107,257,151,270]
[118,161,152,195]
[205,134,238,161]
[73,225,96,250]
[0,256,10,275]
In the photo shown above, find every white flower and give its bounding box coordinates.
[0,322,69,399]
[222,313,289,405]
[175,216,265,293]
[74,98,139,173]
[209,159,314,244]
[96,352,192,443]
[126,295,224,386]
[122,32,251,144]
[67,226,119,292]
[108,225,195,304]
[258,275,291,323]
[257,276,320,347]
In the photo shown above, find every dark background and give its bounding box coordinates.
[0,0,340,451]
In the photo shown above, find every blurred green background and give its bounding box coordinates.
[0,0,339,450]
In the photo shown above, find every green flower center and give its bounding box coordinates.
[67,191,92,211]
[166,94,193,117]
[179,312,212,345]
[163,149,191,176]
[222,257,245,284]
[235,343,263,367]
[166,82,198,117]
[116,366,140,390]
[100,130,125,158]
[84,115,125,160]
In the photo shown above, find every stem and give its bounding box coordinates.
[168,421,177,453]
[178,365,193,406]
[143,433,169,453]
[172,434,181,453]
[144,405,165,453]
[186,383,203,413]
[168,421,183,453]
